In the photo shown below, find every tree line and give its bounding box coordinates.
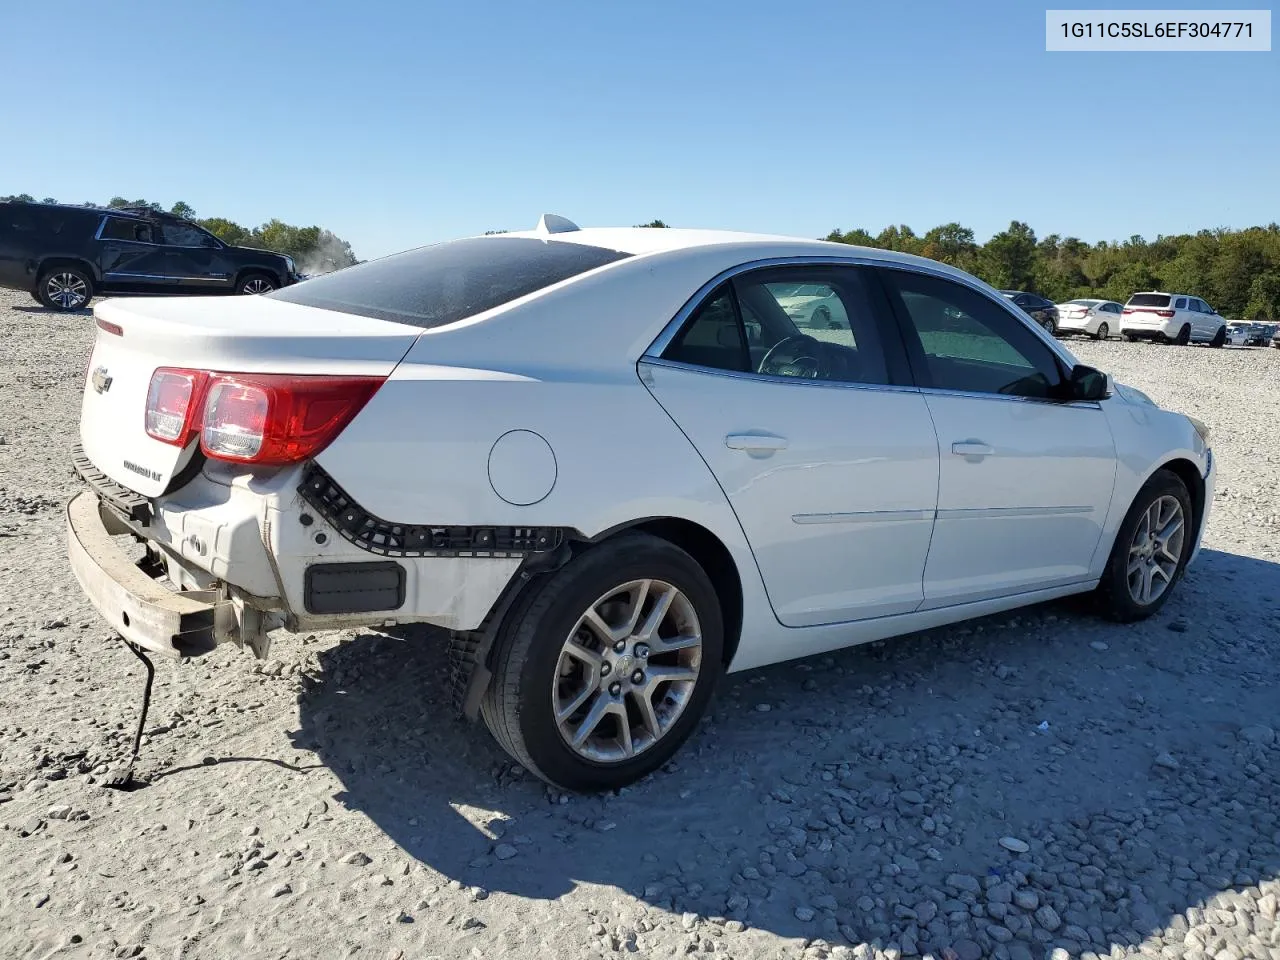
[823,220,1280,321]
[1,193,358,275]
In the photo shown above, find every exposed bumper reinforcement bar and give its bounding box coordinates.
[66,491,236,658]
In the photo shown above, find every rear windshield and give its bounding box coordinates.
[266,236,632,328]
[1127,294,1171,308]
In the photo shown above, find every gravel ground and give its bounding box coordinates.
[1,286,1278,960]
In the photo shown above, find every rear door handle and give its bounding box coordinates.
[951,441,993,458]
[725,433,789,452]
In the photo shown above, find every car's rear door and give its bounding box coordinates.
[96,216,169,289]
[876,266,1118,608]
[641,263,940,627]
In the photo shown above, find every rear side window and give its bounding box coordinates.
[267,237,632,328]
[100,217,155,243]
[1127,294,1171,308]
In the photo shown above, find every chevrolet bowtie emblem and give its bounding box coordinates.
[91,366,112,394]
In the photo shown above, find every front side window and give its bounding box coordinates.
[880,268,1064,399]
[268,236,631,328]
[99,217,154,243]
[662,267,895,386]
[161,222,219,247]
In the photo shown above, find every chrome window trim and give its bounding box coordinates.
[642,254,1082,372]
[639,355,921,396]
[642,356,1101,410]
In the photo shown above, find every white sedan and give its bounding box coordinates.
[68,216,1214,791]
[1055,298,1124,339]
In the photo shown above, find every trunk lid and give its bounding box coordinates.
[79,295,421,497]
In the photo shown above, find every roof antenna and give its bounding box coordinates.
[535,213,580,234]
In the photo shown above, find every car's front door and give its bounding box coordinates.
[95,216,168,289]
[877,266,1118,608]
[158,221,235,290]
[641,264,940,627]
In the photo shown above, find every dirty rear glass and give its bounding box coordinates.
[267,236,632,328]
[1127,293,1172,307]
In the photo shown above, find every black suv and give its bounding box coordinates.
[0,202,299,311]
[999,290,1059,335]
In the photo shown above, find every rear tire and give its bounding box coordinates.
[36,266,94,311]
[481,532,724,792]
[1095,470,1194,623]
[1094,322,1109,341]
[1124,334,1138,343]
[1174,324,1191,345]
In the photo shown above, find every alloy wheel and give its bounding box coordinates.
[47,273,88,309]
[241,277,274,295]
[1126,495,1185,605]
[552,578,702,763]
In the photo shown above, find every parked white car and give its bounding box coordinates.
[1054,299,1123,339]
[67,217,1215,791]
[1226,322,1252,346]
[1121,291,1227,346]
[771,282,847,329]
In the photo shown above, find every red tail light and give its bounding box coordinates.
[200,374,382,464]
[145,370,384,463]
[146,368,209,446]
[1155,309,1175,318]
[1122,308,1133,314]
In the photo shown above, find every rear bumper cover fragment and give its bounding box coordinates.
[66,491,235,658]
[298,463,571,559]
[70,442,152,526]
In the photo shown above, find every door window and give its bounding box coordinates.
[663,286,749,372]
[100,217,155,243]
[879,268,1065,400]
[161,222,219,247]
[662,267,899,386]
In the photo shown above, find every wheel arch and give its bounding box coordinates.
[233,266,282,290]
[587,516,744,669]
[1150,456,1206,541]
[35,256,101,286]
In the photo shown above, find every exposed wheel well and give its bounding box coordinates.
[595,517,744,668]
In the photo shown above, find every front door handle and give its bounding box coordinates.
[951,440,994,458]
[725,432,788,452]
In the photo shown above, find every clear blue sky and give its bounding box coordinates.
[3,1,1275,260]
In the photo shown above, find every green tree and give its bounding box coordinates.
[980,221,1039,290]
[635,219,669,228]
[921,222,978,270]
[170,200,197,220]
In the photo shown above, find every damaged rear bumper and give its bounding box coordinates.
[66,491,237,658]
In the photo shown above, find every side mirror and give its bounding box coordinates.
[1066,364,1110,402]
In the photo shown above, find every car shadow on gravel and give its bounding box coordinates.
[293,547,1280,956]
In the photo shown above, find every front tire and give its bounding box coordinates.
[481,533,724,792]
[1094,321,1109,341]
[1095,470,1194,622]
[36,267,94,311]
[1209,325,1226,348]
[237,272,276,295]
[1041,316,1057,336]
